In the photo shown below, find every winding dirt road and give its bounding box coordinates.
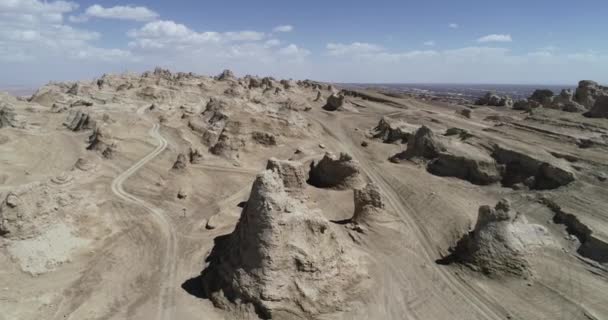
[110,121,177,320]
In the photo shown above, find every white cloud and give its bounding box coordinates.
[0,0,133,63]
[278,44,310,56]
[449,23,459,29]
[264,39,281,47]
[477,34,513,43]
[424,40,436,46]
[326,42,384,56]
[273,25,293,33]
[83,4,159,22]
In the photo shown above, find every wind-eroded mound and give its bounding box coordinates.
[201,168,369,319]
[308,152,365,190]
[445,199,554,277]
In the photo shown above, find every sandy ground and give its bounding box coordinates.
[1,71,607,320]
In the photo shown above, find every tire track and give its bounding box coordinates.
[110,120,177,320]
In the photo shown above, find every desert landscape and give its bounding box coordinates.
[0,67,607,320]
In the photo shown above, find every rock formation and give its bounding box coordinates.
[323,93,346,111]
[390,126,446,161]
[216,69,236,81]
[575,80,608,108]
[0,103,18,128]
[584,95,608,118]
[0,193,24,237]
[188,147,203,164]
[251,131,277,146]
[87,127,116,158]
[529,89,555,106]
[550,89,585,112]
[200,169,368,319]
[371,117,416,144]
[63,110,94,131]
[352,183,385,224]
[308,152,365,189]
[172,153,188,170]
[475,92,513,107]
[266,158,307,190]
[449,199,553,277]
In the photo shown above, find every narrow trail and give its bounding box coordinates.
[110,109,177,320]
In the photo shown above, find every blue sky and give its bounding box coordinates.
[1,0,608,86]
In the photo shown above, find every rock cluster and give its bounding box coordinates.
[308,152,365,190]
[200,168,368,319]
[475,92,513,107]
[517,81,608,113]
[391,127,574,189]
[450,199,553,277]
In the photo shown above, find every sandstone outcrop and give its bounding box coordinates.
[584,95,608,118]
[308,152,365,190]
[87,127,116,158]
[352,183,385,224]
[200,169,368,319]
[371,117,416,144]
[63,110,94,131]
[390,126,446,161]
[322,93,346,111]
[266,158,307,190]
[0,103,18,128]
[216,69,236,81]
[475,92,513,107]
[449,199,553,277]
[172,153,188,170]
[574,80,608,108]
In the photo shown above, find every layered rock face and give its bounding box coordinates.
[308,152,365,190]
[201,169,368,319]
[453,199,554,277]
